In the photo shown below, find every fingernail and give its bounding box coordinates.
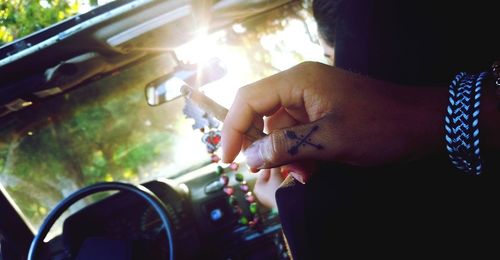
[249,167,259,173]
[289,172,306,184]
[244,138,269,169]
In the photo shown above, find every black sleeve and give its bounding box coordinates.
[276,1,500,258]
[276,157,500,259]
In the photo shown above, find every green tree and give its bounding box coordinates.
[0,55,182,226]
[0,0,87,45]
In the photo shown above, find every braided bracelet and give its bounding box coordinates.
[445,71,487,175]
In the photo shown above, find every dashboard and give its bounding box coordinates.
[52,168,287,259]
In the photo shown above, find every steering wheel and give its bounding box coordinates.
[27,182,175,260]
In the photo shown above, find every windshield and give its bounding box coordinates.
[0,2,325,232]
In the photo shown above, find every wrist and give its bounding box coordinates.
[407,86,449,159]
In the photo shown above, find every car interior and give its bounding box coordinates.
[0,0,327,259]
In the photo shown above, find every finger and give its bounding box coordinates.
[281,161,317,184]
[241,138,252,151]
[264,107,299,133]
[221,68,308,163]
[254,168,283,209]
[269,167,285,183]
[257,168,271,182]
[256,108,299,173]
[243,115,339,169]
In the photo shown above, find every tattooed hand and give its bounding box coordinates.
[222,62,448,181]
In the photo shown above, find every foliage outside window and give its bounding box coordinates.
[0,0,113,45]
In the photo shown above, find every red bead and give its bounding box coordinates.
[245,192,255,203]
[223,186,234,196]
[229,162,239,171]
[211,154,220,163]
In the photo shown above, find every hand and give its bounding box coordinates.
[222,62,447,173]
[253,168,285,209]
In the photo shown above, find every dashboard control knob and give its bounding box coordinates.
[210,208,223,222]
[204,179,224,194]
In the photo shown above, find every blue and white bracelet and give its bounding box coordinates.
[445,71,487,175]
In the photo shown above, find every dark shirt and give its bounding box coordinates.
[276,1,499,259]
[334,0,499,85]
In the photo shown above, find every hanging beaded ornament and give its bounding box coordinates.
[201,129,222,154]
[183,96,260,229]
[213,162,261,229]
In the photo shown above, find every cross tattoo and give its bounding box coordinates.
[286,125,324,155]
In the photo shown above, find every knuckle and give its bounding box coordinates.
[235,86,249,100]
[268,130,290,162]
[322,117,345,159]
[297,61,321,71]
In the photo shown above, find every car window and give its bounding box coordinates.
[0,1,326,233]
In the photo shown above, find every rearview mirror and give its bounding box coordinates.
[145,57,227,106]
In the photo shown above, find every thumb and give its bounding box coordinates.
[243,117,335,170]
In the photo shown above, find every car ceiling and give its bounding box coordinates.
[0,0,295,118]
